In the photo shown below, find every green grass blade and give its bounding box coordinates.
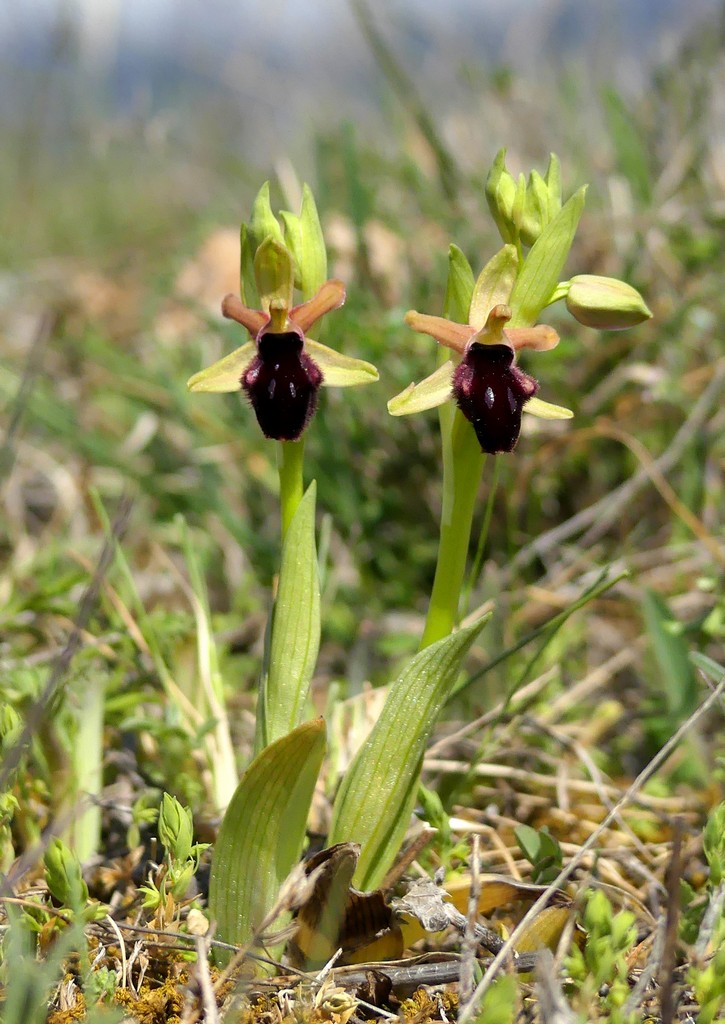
[602,87,652,205]
[209,718,326,962]
[328,615,489,890]
[259,482,320,749]
[642,589,699,721]
[509,186,587,327]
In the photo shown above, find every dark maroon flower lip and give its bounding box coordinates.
[242,330,324,441]
[451,343,538,454]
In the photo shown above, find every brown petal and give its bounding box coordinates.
[290,279,346,334]
[221,294,268,335]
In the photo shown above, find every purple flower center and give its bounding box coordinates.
[452,343,538,453]
[242,330,323,441]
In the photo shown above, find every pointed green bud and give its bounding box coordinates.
[610,910,637,951]
[158,793,193,864]
[254,237,295,314]
[565,274,652,329]
[44,838,89,909]
[249,182,285,253]
[485,149,518,244]
[444,244,475,323]
[544,153,562,220]
[169,861,196,898]
[511,172,527,240]
[280,185,328,303]
[519,169,548,247]
[239,223,258,309]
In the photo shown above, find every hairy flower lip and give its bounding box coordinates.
[452,342,539,453]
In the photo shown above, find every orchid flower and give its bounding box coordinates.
[188,239,378,441]
[389,301,573,454]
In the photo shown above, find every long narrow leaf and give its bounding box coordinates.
[209,718,326,962]
[328,616,489,890]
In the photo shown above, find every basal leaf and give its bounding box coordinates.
[328,616,489,890]
[209,718,326,963]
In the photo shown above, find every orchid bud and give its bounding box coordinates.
[565,274,652,330]
[249,182,285,253]
[158,793,193,864]
[44,838,88,909]
[519,169,549,247]
[280,184,328,302]
[485,149,518,244]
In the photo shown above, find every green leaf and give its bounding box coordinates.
[444,244,475,323]
[260,482,320,748]
[642,589,699,721]
[328,616,489,890]
[387,361,454,416]
[602,88,652,205]
[690,651,725,684]
[469,245,519,329]
[209,718,326,962]
[509,186,587,328]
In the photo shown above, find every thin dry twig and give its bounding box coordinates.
[459,834,481,1004]
[658,820,685,1024]
[536,949,578,1024]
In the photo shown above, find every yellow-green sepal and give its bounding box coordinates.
[388,361,455,416]
[469,244,519,330]
[187,342,255,393]
[525,396,574,419]
[305,338,379,387]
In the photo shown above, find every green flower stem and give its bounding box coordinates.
[420,409,484,650]
[545,281,569,304]
[278,439,305,540]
